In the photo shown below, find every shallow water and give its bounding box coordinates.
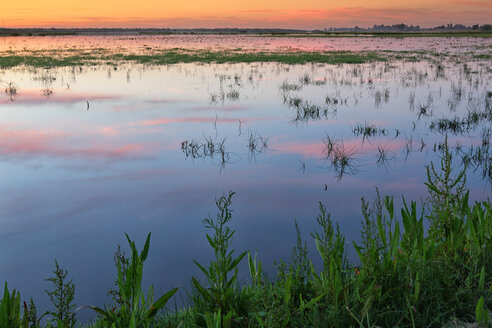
[0,36,491,322]
[1,34,491,54]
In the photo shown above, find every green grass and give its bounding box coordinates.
[0,55,90,68]
[0,49,388,68]
[474,53,492,60]
[2,45,489,68]
[109,50,386,65]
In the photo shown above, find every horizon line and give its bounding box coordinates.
[1,23,490,30]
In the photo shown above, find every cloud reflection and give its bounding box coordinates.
[273,138,406,158]
[0,125,153,161]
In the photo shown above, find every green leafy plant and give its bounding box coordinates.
[203,308,233,328]
[191,191,250,325]
[88,233,178,328]
[107,245,130,306]
[247,252,263,288]
[24,298,41,328]
[425,135,467,237]
[45,261,76,328]
[0,282,29,328]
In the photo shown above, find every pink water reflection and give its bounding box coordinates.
[274,138,407,158]
[1,35,489,54]
[0,125,154,161]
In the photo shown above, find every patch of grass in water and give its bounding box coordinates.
[474,53,492,60]
[0,55,90,68]
[109,50,385,65]
[0,50,387,68]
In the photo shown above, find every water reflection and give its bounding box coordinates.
[2,58,490,179]
[0,39,491,322]
[1,35,491,56]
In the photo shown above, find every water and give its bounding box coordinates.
[0,35,490,322]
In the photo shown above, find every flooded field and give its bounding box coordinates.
[2,34,491,53]
[0,35,491,321]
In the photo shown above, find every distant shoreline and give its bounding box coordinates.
[0,27,491,38]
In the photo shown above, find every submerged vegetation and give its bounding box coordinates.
[1,142,490,327]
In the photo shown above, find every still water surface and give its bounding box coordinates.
[0,36,490,321]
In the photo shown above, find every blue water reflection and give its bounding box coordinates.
[0,49,491,322]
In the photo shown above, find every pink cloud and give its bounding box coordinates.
[136,117,238,126]
[134,115,277,127]
[273,138,407,158]
[187,105,249,112]
[98,127,120,136]
[111,104,141,112]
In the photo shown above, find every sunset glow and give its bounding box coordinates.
[1,0,490,29]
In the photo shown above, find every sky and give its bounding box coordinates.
[1,0,491,29]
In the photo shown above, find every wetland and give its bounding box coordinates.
[0,34,490,326]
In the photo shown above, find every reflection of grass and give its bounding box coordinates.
[226,90,240,101]
[42,88,54,97]
[322,135,360,180]
[376,145,395,169]
[352,122,388,139]
[285,96,337,125]
[4,82,18,101]
[247,131,270,162]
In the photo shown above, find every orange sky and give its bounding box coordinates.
[1,0,490,29]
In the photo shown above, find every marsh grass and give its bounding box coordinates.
[279,81,302,92]
[297,158,306,174]
[4,82,18,102]
[226,90,240,101]
[0,50,387,68]
[429,104,492,135]
[322,135,360,180]
[180,137,239,172]
[284,96,337,125]
[42,88,54,97]
[417,102,431,119]
[247,131,270,161]
[325,94,348,106]
[376,145,396,169]
[352,123,388,140]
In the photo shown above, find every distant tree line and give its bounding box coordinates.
[0,24,491,37]
[326,23,492,32]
